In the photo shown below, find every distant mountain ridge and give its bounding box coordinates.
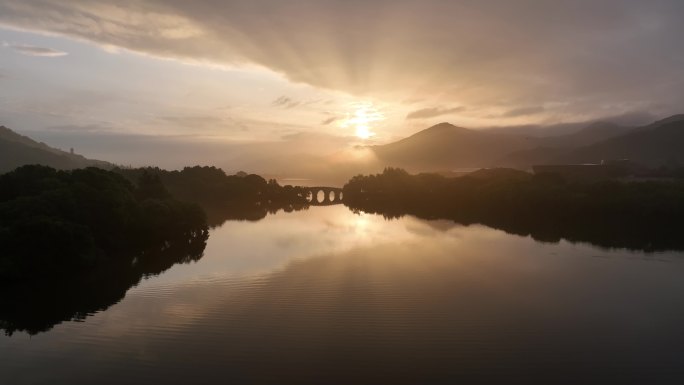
[372,115,684,171]
[496,121,633,168]
[0,125,112,173]
[4,114,683,177]
[371,122,533,171]
[556,116,684,166]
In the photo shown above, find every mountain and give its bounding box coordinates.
[495,121,633,168]
[0,126,112,173]
[373,115,684,172]
[538,121,632,148]
[484,121,591,138]
[371,122,535,172]
[556,116,684,166]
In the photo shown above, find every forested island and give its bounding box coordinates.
[343,168,684,251]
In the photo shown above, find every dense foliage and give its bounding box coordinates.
[115,166,310,226]
[344,168,684,251]
[0,165,208,281]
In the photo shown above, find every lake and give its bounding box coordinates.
[2,204,684,384]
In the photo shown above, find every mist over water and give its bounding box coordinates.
[3,205,684,384]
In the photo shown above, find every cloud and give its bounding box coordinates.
[3,42,68,57]
[406,107,466,120]
[321,116,339,125]
[158,115,223,126]
[0,1,683,121]
[45,124,114,133]
[157,114,252,132]
[272,96,300,109]
[272,96,290,106]
[499,106,545,118]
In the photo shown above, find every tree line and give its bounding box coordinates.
[343,167,684,251]
[0,165,208,282]
[114,166,310,226]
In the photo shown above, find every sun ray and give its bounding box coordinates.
[339,102,385,140]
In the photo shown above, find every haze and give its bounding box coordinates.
[1,0,683,179]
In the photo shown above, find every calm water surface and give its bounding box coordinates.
[3,205,684,384]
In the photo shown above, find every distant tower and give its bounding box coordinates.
[70,147,74,155]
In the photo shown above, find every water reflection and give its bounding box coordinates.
[203,201,310,227]
[0,230,208,336]
[345,201,684,252]
[3,200,683,338]
[3,205,684,384]
[2,208,684,384]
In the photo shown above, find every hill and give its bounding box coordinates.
[371,122,534,172]
[494,121,632,168]
[0,126,112,173]
[556,116,684,166]
[537,121,632,148]
[373,116,684,171]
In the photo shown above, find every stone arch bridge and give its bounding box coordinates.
[303,187,344,205]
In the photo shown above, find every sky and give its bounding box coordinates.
[0,0,683,173]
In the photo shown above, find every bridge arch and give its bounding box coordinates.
[304,187,344,205]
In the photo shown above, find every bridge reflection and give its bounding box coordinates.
[303,187,344,206]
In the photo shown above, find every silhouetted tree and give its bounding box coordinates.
[343,168,684,251]
[113,166,310,227]
[0,165,208,281]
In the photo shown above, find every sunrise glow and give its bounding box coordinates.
[2,2,684,383]
[339,103,385,140]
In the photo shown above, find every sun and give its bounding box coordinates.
[339,102,385,140]
[355,123,373,140]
